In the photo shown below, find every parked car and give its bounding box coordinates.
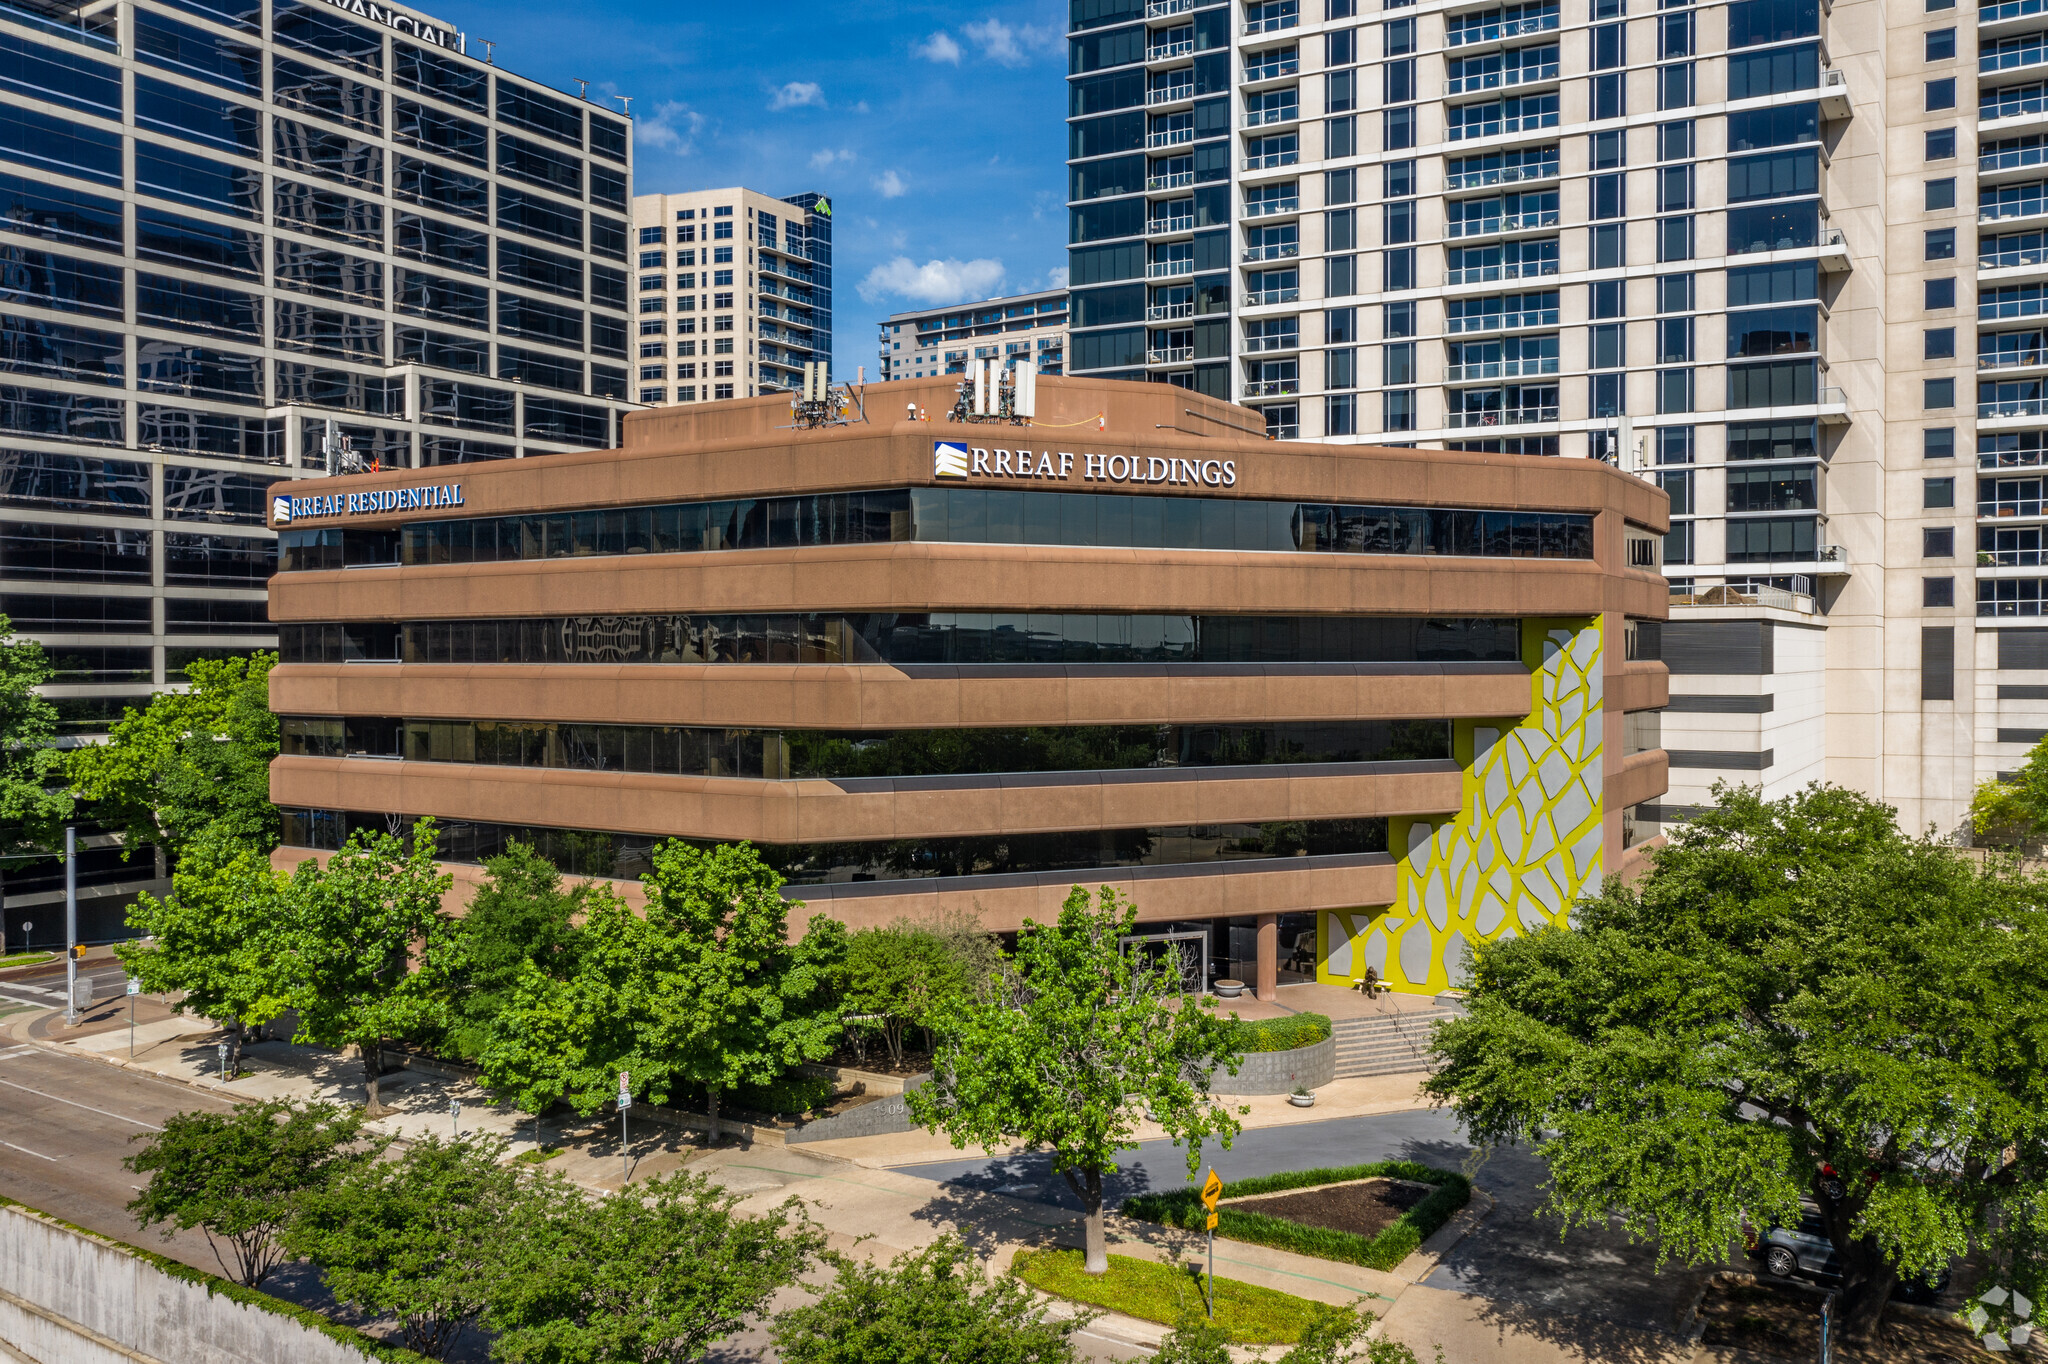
[1748,1204,1949,1303]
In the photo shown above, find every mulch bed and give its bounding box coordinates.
[1698,1276,2005,1363]
[1225,1177,1432,1240]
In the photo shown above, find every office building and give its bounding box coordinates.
[629,187,832,403]
[0,0,635,936]
[266,375,1671,997]
[876,286,1068,381]
[1062,0,2041,837]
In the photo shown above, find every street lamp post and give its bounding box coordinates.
[61,827,75,1025]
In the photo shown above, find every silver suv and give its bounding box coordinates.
[1753,1204,1947,1304]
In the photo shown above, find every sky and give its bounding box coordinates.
[419,0,1073,377]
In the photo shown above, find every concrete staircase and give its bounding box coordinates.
[1331,1004,1466,1078]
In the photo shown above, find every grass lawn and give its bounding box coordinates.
[0,951,54,969]
[1011,1247,1331,1344]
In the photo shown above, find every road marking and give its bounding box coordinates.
[0,1046,32,1058]
[0,1076,164,1131]
[0,1139,57,1162]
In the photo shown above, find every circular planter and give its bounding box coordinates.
[1288,1092,1316,1108]
[1212,978,1247,998]
[1208,1035,1337,1095]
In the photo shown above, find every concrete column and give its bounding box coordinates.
[1256,913,1279,1002]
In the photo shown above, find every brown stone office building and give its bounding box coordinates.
[266,376,1671,998]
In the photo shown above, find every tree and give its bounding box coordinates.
[440,841,587,1061]
[482,1168,822,1364]
[1424,782,2048,1340]
[0,617,72,954]
[117,826,293,1076]
[771,1234,1089,1364]
[282,820,456,1113]
[1151,1306,1233,1364]
[67,652,278,858]
[906,885,1246,1274]
[478,842,845,1143]
[841,925,965,1066]
[124,1100,376,1287]
[285,1133,541,1358]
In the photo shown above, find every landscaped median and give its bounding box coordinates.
[1119,1161,1471,1271]
[1010,1247,1341,1345]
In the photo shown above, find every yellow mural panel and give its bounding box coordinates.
[1319,617,1604,993]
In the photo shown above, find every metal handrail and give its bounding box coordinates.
[1146,39,1194,60]
[1447,406,1560,427]
[1244,288,1300,305]
[1446,11,1560,46]
[1243,380,1299,397]
[1243,244,1300,260]
[1146,216,1195,235]
[1446,210,1561,238]
[1147,346,1194,363]
[1244,197,1300,217]
[1446,261,1560,284]
[1444,358,1560,380]
[1147,171,1196,190]
[1445,62,1561,95]
[1244,152,1300,169]
[1146,259,1195,278]
[1146,302,1195,320]
[1445,161,1561,189]
[1244,105,1301,127]
[1147,85,1194,106]
[1146,127,1195,149]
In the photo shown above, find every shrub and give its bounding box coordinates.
[731,1073,834,1116]
[1120,1161,1469,1272]
[1227,1012,1333,1054]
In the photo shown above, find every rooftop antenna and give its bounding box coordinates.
[481,39,495,64]
[574,78,589,100]
[615,94,633,117]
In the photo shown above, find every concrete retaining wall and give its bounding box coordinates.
[786,1073,930,1144]
[0,1203,385,1364]
[1209,1035,1337,1094]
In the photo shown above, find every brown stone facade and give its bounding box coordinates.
[267,377,1670,994]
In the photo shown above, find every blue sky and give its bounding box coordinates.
[422,0,1072,376]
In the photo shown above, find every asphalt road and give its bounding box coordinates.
[894,1109,1713,1339]
[0,958,137,1015]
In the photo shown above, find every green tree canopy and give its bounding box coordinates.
[906,885,1245,1274]
[1425,783,2048,1339]
[282,820,456,1112]
[67,652,278,856]
[770,1234,1089,1364]
[439,840,588,1061]
[124,1100,376,1287]
[117,826,293,1074]
[0,616,72,945]
[841,923,968,1066]
[285,1133,544,1358]
[482,1169,822,1364]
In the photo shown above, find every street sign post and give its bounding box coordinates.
[450,1098,461,1137]
[216,1041,229,1082]
[1199,1167,1223,1319]
[61,828,75,1026]
[126,977,139,1057]
[617,1070,632,1184]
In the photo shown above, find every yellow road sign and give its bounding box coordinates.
[1206,1211,1218,1230]
[1200,1167,1222,1209]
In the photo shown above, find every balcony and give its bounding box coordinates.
[1982,348,2048,369]
[1447,308,1560,333]
[1146,259,1195,279]
[1983,397,2048,417]
[1983,142,2048,176]
[1242,57,1300,84]
[1243,380,1299,397]
[1815,545,1849,574]
[1982,496,2048,516]
[1244,150,1300,170]
[1242,332,1300,353]
[1819,385,1850,422]
[1446,210,1561,239]
[1444,61,1561,96]
[1147,215,1195,236]
[1243,196,1300,217]
[1244,287,1300,305]
[1447,111,1561,143]
[1146,0,1190,14]
[1446,260,1560,285]
[1983,90,2048,124]
[1147,84,1194,107]
[1146,171,1195,191]
[1244,105,1301,128]
[1672,583,1817,613]
[1817,228,1852,273]
[1445,160,1561,191]
[1146,39,1194,62]
[1446,9,1561,48]
[1446,406,1560,428]
[1243,243,1300,261]
[1983,38,2048,75]
[1444,358,1560,381]
[1146,301,1195,321]
[1146,127,1195,149]
[1147,346,1194,363]
[1244,15,1297,32]
[1818,67,1850,119]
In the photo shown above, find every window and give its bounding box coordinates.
[1925,178,1956,211]
[1926,228,1956,260]
[1593,223,1624,269]
[638,226,663,245]
[1925,27,1955,60]
[1325,393,1356,435]
[1593,130,1626,169]
[1657,121,1694,161]
[1922,625,1954,699]
[1926,128,1955,160]
[1591,322,1625,369]
[1926,78,1955,110]
[1591,279,1625,318]
[1925,475,1955,507]
[1657,63,1693,111]
[1924,527,1954,557]
[1926,328,1956,359]
[1657,367,1693,414]
[1382,341,1412,384]
[1384,300,1414,337]
[1657,216,1693,262]
[1925,427,1954,458]
[1382,389,1413,431]
[1925,377,1955,408]
[1926,278,1955,309]
[1924,577,1955,608]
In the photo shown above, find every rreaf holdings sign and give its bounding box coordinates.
[933,439,1238,489]
[272,483,465,526]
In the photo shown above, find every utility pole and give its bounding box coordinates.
[61,827,75,1025]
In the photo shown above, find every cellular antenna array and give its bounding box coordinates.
[790,360,865,430]
[947,358,1037,426]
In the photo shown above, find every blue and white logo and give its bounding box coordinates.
[272,495,293,525]
[933,440,970,479]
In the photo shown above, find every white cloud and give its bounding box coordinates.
[769,81,825,111]
[962,16,1061,66]
[634,101,704,155]
[1047,266,1070,289]
[808,147,854,170]
[858,256,1006,306]
[872,169,907,198]
[913,31,961,63]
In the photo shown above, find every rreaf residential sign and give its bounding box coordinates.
[932,439,1238,489]
[272,483,465,525]
[320,0,465,52]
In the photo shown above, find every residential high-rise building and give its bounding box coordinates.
[1064,0,2023,837]
[876,287,1068,381]
[629,187,832,403]
[0,0,635,938]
